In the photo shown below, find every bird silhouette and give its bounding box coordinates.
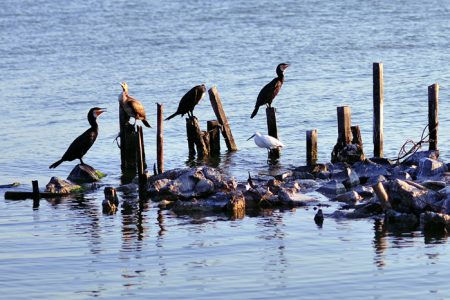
[119,82,151,127]
[49,107,106,168]
[247,131,284,150]
[166,84,206,120]
[251,63,289,118]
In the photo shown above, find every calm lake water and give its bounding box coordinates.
[1,0,450,299]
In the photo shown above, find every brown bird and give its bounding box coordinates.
[119,82,151,127]
[250,63,289,119]
[49,107,106,168]
[165,84,206,120]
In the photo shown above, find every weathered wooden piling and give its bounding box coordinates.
[119,104,138,172]
[428,83,439,151]
[208,86,238,151]
[351,125,363,148]
[207,120,221,155]
[186,117,209,157]
[157,103,164,174]
[306,129,318,166]
[32,180,40,209]
[266,107,280,159]
[136,125,146,183]
[337,106,352,144]
[373,62,384,158]
[136,125,147,199]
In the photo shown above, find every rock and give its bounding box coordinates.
[293,171,315,180]
[343,168,360,188]
[385,210,418,227]
[417,158,448,179]
[365,175,387,186]
[352,202,383,217]
[267,179,282,194]
[403,150,440,166]
[194,179,215,196]
[172,192,231,213]
[316,171,331,180]
[317,180,346,195]
[226,192,245,213]
[274,171,293,181]
[294,179,319,191]
[421,180,446,191]
[331,143,365,164]
[67,164,104,183]
[387,179,439,213]
[438,199,450,214]
[117,182,138,194]
[45,177,81,194]
[420,211,450,232]
[353,159,391,178]
[314,209,324,226]
[278,187,318,207]
[437,186,450,199]
[353,185,374,198]
[335,190,363,204]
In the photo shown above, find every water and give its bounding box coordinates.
[1,0,450,298]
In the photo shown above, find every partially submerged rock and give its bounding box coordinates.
[67,164,105,183]
[45,177,81,194]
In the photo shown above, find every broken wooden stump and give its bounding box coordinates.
[331,106,364,164]
[186,117,209,158]
[119,103,138,173]
[207,120,221,156]
[306,129,318,166]
[266,107,280,160]
[208,86,237,151]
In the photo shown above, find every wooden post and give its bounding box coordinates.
[351,125,363,147]
[136,125,147,199]
[186,118,197,156]
[186,117,209,158]
[32,180,40,209]
[266,107,280,159]
[207,120,220,155]
[208,86,238,151]
[373,62,384,158]
[428,83,439,151]
[104,187,118,206]
[138,125,147,170]
[306,129,318,166]
[119,104,137,172]
[337,106,352,144]
[157,103,164,174]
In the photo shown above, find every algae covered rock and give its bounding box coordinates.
[67,164,105,183]
[45,177,81,194]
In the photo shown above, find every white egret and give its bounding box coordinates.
[247,131,284,150]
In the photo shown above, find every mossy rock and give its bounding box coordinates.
[67,164,106,183]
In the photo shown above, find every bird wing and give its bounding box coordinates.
[61,129,97,161]
[265,135,284,149]
[255,78,282,107]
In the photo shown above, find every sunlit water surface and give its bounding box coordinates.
[1,0,450,298]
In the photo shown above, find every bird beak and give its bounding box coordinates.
[96,108,107,116]
[247,134,256,141]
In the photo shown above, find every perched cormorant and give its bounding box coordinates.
[49,107,106,169]
[165,84,206,120]
[250,63,289,119]
[119,82,151,128]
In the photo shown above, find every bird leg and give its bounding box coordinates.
[80,158,85,165]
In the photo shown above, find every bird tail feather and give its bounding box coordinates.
[165,112,177,121]
[49,159,63,169]
[142,119,151,128]
[250,106,259,119]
